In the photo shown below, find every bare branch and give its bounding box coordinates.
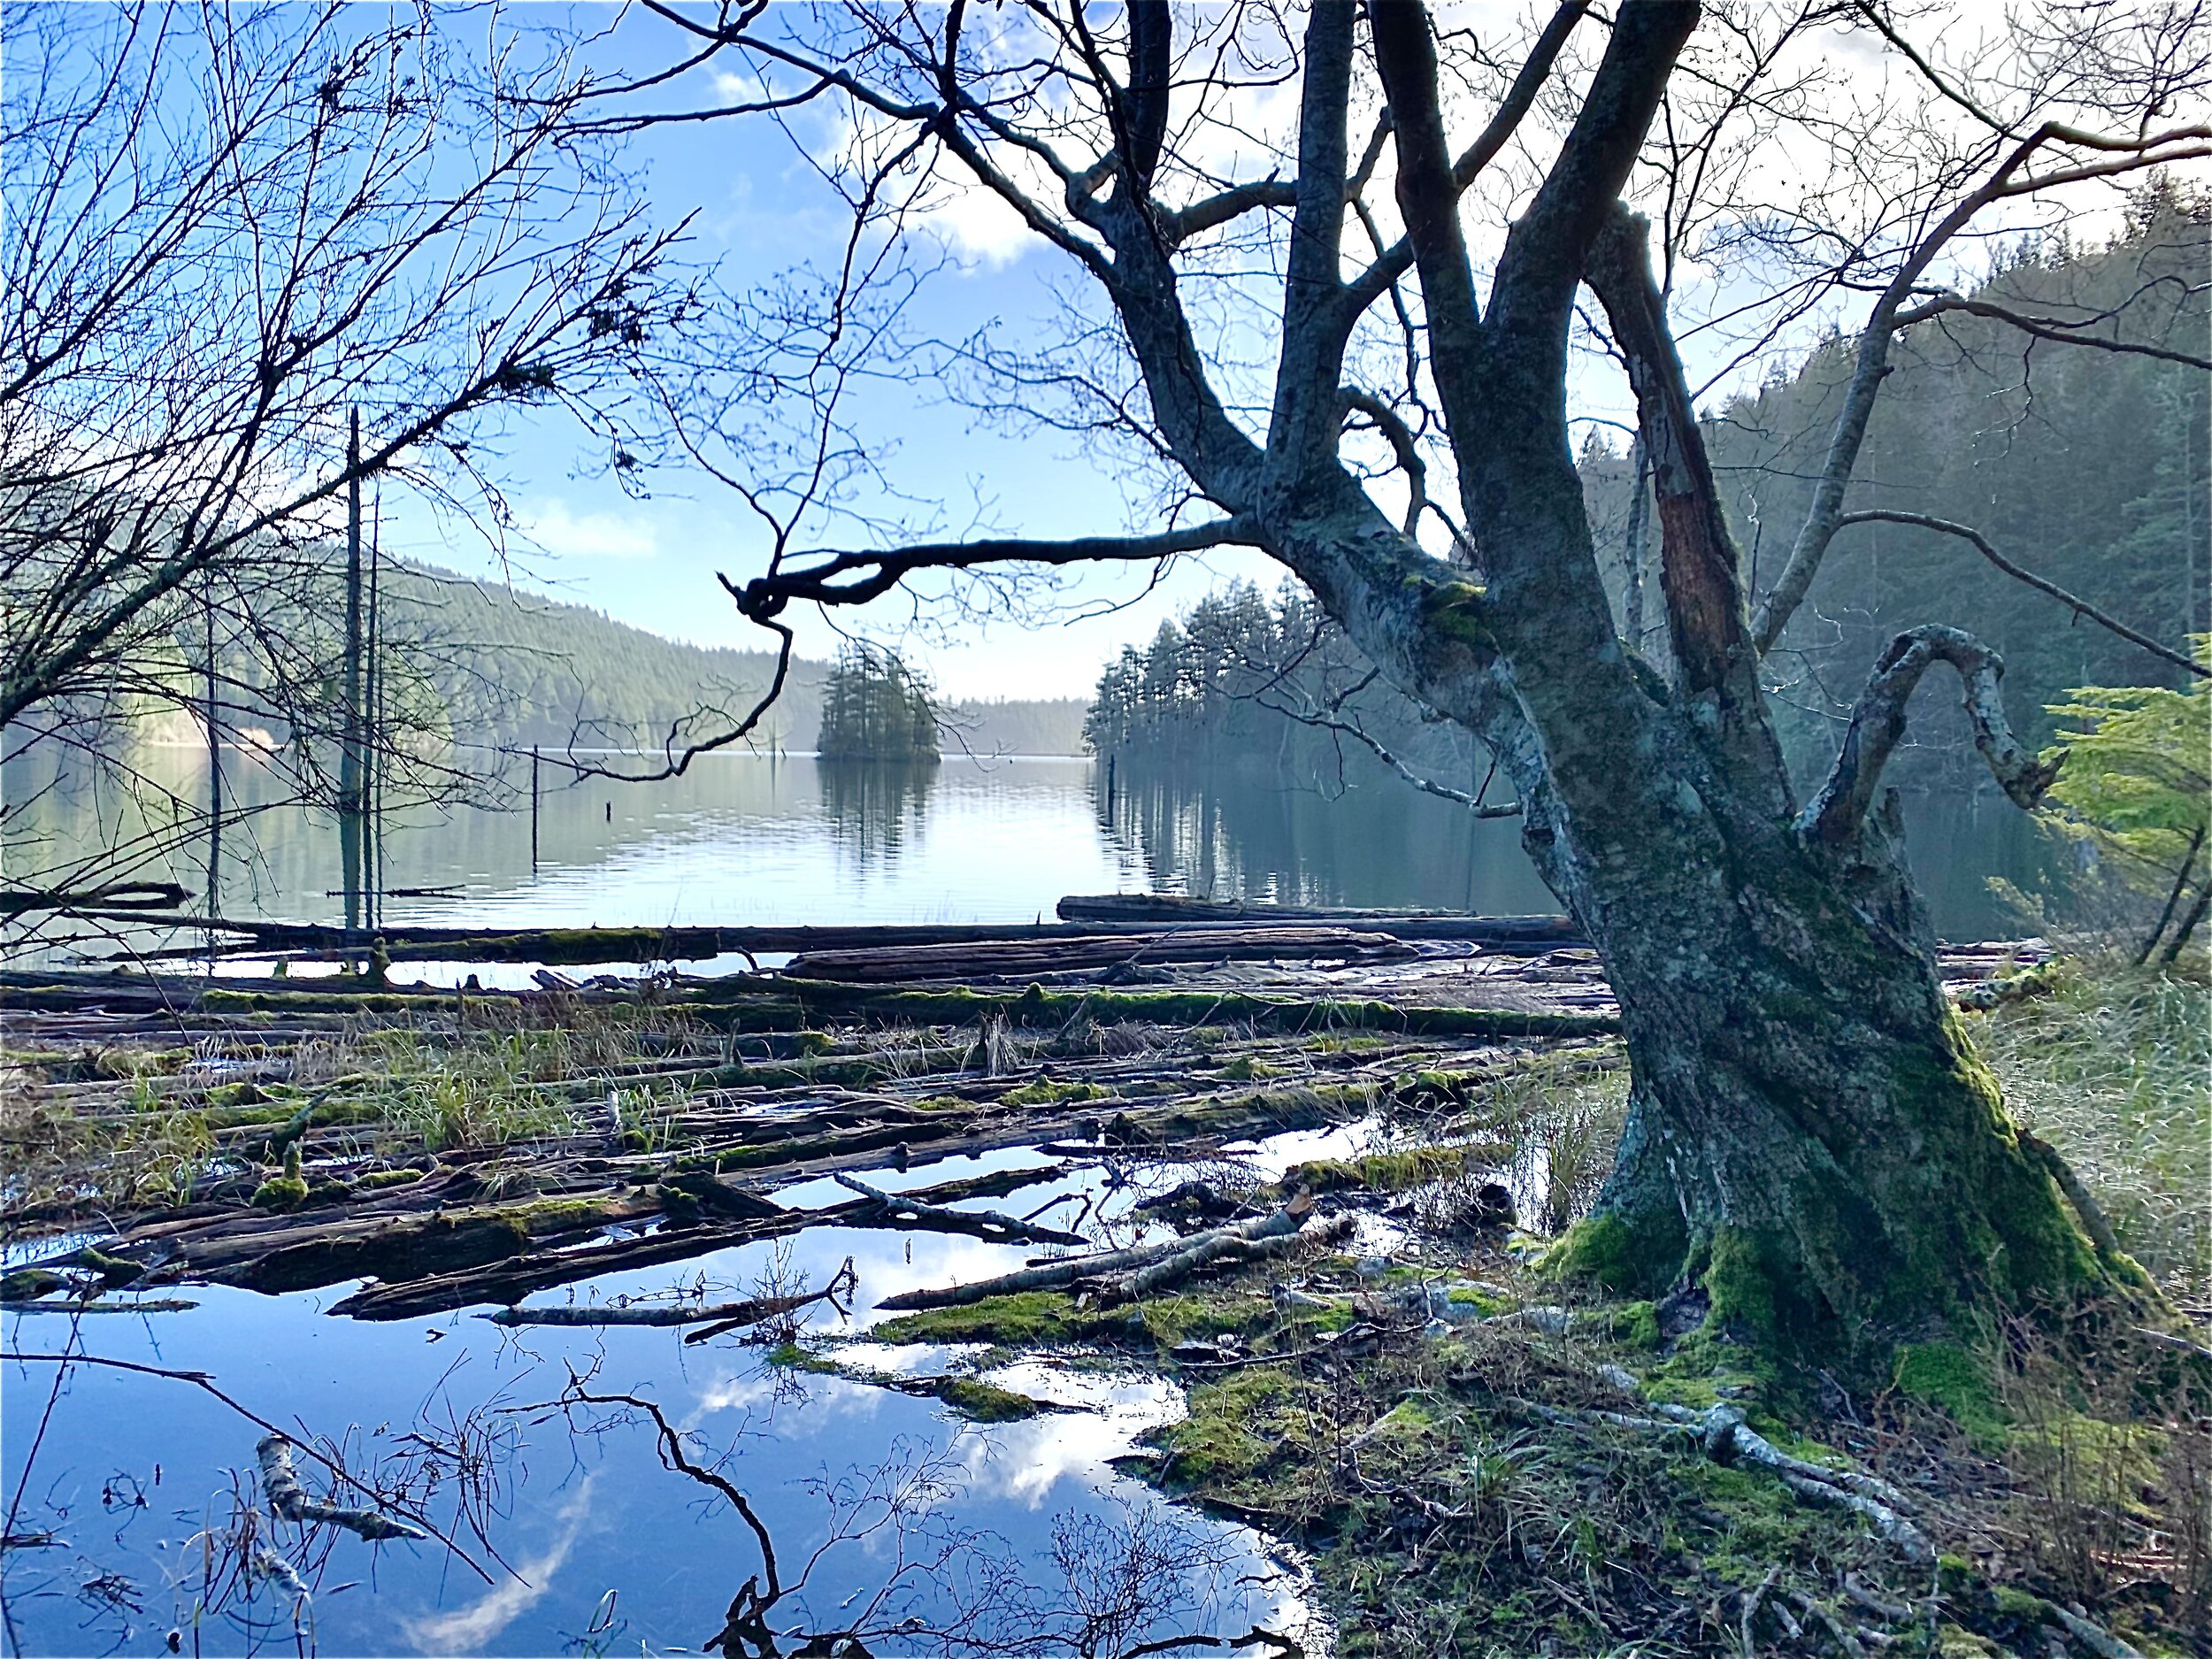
[1801,624,2063,843]
[1835,511,2210,680]
[1893,288,2212,370]
[726,517,1263,620]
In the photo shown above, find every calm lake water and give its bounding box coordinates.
[1,749,2064,1654]
[10,747,2059,955]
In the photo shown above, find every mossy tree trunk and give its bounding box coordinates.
[1546,796,2130,1351]
[697,2,2184,1357]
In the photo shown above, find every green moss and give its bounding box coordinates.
[1702,1226,1783,1342]
[1609,1300,1662,1349]
[1990,1585,2048,1621]
[996,1078,1110,1107]
[1287,1146,1469,1195]
[253,1143,309,1210]
[1935,1624,2006,1657]
[764,1340,841,1375]
[0,1267,69,1302]
[932,1377,1047,1422]
[872,1291,1106,1347]
[1893,1341,2008,1443]
[349,1167,426,1191]
[1136,1292,1269,1347]
[1422,580,1494,649]
[250,1175,310,1210]
[1543,1210,1686,1298]
[1445,1283,1513,1317]
[1156,1367,1296,1489]
[1216,1055,1282,1082]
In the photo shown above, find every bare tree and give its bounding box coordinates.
[588,0,2212,1357]
[0,3,687,919]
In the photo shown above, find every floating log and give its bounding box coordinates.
[2,881,192,916]
[1055,895,1585,947]
[485,1258,856,1332]
[787,926,1414,982]
[1106,1211,1350,1302]
[77,908,1575,964]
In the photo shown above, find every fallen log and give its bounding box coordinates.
[1056,895,1585,947]
[832,1171,1088,1247]
[786,928,1414,982]
[685,1260,859,1343]
[875,1194,1315,1312]
[331,1165,1085,1320]
[485,1258,858,1333]
[67,911,1507,964]
[1104,1212,1351,1302]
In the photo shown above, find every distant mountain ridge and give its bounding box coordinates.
[386,566,1089,757]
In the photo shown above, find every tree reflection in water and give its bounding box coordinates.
[817,761,939,874]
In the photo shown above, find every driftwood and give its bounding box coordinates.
[832,1171,1088,1247]
[257,1433,426,1542]
[877,1194,1317,1312]
[686,1260,860,1343]
[0,881,191,916]
[328,1164,1094,1320]
[1056,895,1584,948]
[1105,1211,1349,1302]
[786,927,1414,982]
[485,1258,858,1334]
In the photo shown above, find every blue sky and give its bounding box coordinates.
[373,4,2140,705]
[377,8,1286,703]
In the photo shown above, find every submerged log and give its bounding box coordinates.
[257,1434,426,1542]
[785,927,1415,982]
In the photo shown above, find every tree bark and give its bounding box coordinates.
[1548,800,2140,1351]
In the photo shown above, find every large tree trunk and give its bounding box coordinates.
[1540,781,2139,1354]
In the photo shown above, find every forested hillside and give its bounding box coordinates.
[380,566,823,753]
[1089,192,2208,802]
[1589,186,2209,787]
[946,697,1091,756]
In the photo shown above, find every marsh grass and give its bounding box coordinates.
[1973,955,2210,1297]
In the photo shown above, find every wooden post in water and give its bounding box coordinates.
[530,745,541,872]
[365,486,383,933]
[204,577,222,941]
[339,409,365,948]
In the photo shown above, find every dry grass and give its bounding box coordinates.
[1973,955,2211,1300]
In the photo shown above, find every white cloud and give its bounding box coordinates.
[403,1474,598,1652]
[520,498,658,561]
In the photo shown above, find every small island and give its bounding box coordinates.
[814,641,941,763]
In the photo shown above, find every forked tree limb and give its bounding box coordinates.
[1583,204,1754,703]
[1801,625,2062,843]
[726,518,1262,621]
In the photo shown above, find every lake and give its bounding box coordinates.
[7,747,2061,957]
[0,747,2067,1655]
